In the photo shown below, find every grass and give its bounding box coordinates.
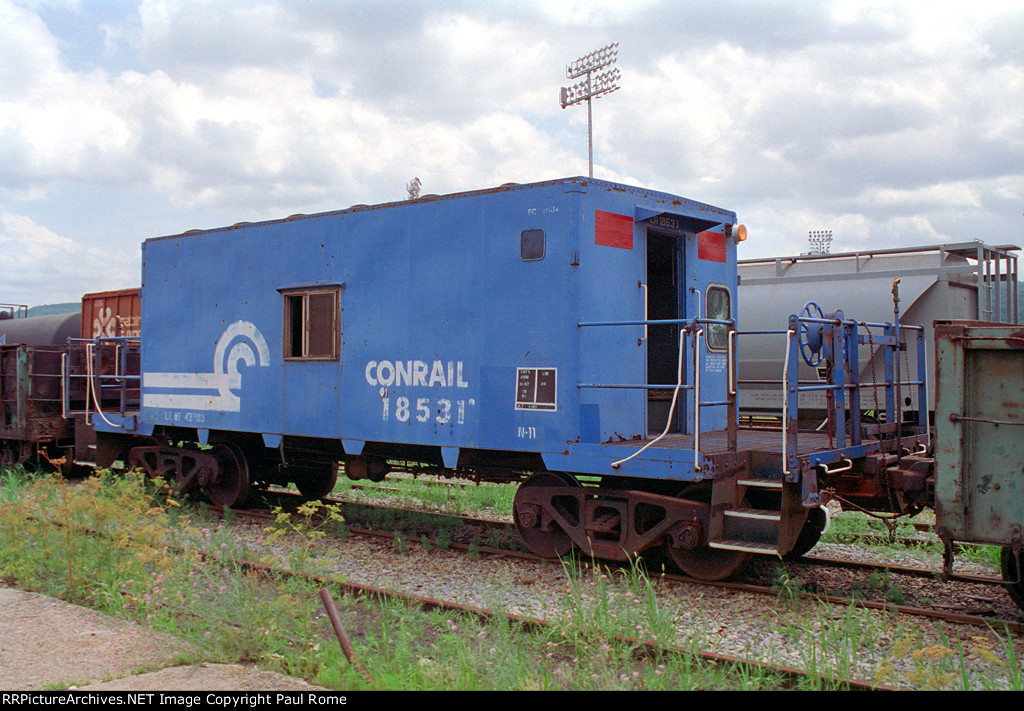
[823,508,1002,575]
[1,465,1022,690]
[957,542,1004,570]
[849,569,905,604]
[824,509,933,542]
[333,473,515,519]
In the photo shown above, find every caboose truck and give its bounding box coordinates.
[70,177,935,582]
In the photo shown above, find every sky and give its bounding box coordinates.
[0,0,1021,305]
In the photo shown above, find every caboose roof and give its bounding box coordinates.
[146,176,736,243]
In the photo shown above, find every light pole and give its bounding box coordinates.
[560,43,621,178]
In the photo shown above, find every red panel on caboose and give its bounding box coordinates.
[698,230,727,263]
[595,210,633,249]
[81,288,141,340]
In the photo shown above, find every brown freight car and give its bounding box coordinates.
[80,288,141,340]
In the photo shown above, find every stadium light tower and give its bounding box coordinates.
[807,230,833,255]
[560,42,621,178]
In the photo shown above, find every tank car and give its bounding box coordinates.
[0,311,81,346]
[72,176,944,582]
[0,309,81,470]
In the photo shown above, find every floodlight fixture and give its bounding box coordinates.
[807,230,833,255]
[406,177,422,200]
[566,42,619,79]
[559,68,621,108]
[560,42,621,178]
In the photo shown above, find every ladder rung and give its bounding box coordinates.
[738,478,783,490]
[710,539,779,554]
[725,507,780,521]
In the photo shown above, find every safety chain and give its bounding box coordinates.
[831,493,903,539]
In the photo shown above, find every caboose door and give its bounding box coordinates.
[646,230,686,434]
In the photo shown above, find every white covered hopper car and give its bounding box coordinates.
[736,241,1019,424]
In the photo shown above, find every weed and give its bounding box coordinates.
[392,532,409,555]
[958,543,1003,571]
[850,569,903,604]
[432,528,451,550]
[771,562,801,607]
[2,463,1020,691]
[262,500,345,573]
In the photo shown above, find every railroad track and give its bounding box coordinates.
[273,488,1013,590]
[20,474,1020,690]
[211,494,1024,635]
[195,501,1024,689]
[187,510,889,690]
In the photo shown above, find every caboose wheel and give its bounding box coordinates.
[665,545,752,581]
[663,483,752,581]
[783,506,826,560]
[514,472,580,558]
[1000,547,1024,611]
[203,443,250,508]
[295,462,339,501]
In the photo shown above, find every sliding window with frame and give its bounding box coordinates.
[283,287,340,361]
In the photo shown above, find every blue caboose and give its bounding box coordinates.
[84,176,930,580]
[140,177,736,456]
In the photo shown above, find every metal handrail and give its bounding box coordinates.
[779,309,930,475]
[610,326,697,470]
[582,305,931,475]
[583,314,731,471]
[62,337,142,425]
[577,383,695,390]
[782,328,796,476]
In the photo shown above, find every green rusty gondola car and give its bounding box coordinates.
[934,320,1024,606]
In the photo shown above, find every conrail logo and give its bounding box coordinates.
[92,307,141,338]
[143,321,270,412]
[364,359,469,388]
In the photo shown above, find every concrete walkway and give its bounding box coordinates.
[0,586,321,691]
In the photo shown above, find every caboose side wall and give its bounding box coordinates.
[337,184,582,455]
[134,178,737,478]
[138,181,585,455]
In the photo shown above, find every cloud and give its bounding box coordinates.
[0,212,138,304]
[0,0,1020,303]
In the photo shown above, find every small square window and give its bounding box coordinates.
[521,229,545,261]
[283,288,340,360]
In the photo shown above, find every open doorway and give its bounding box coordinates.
[646,230,685,434]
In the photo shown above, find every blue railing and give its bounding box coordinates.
[577,315,736,471]
[577,301,930,485]
[62,336,142,427]
[778,308,929,479]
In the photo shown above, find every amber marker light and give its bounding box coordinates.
[733,224,748,244]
